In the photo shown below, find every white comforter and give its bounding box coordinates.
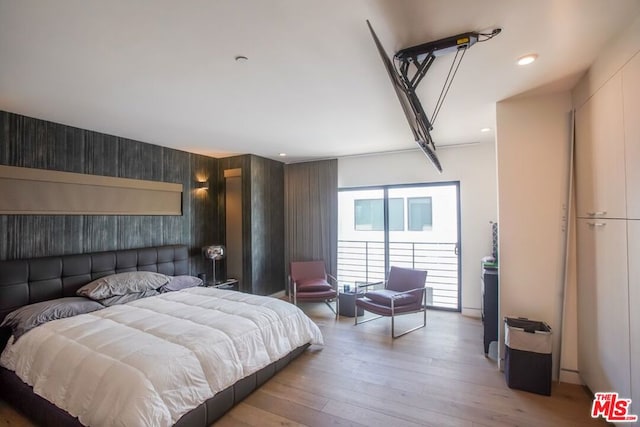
[0,287,323,426]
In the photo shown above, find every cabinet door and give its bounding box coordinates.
[576,218,630,396]
[623,53,640,219]
[575,95,595,217]
[575,73,626,219]
[628,220,640,413]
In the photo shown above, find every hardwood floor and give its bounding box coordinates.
[0,306,605,426]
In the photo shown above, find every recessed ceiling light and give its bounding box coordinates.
[279,153,287,157]
[517,54,538,66]
[235,55,248,62]
[481,127,491,133]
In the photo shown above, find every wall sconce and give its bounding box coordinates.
[195,180,209,190]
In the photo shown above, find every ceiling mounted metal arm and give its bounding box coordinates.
[394,43,469,127]
[395,53,435,93]
[391,30,490,128]
[431,46,467,126]
[409,54,436,89]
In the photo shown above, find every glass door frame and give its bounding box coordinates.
[338,181,461,312]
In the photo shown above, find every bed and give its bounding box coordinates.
[0,245,323,427]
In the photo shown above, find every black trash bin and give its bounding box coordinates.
[504,317,552,396]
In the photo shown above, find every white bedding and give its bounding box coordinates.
[0,287,323,426]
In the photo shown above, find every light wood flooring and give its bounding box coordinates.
[1,305,605,427]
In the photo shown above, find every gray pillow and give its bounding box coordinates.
[98,289,160,306]
[1,297,104,340]
[158,275,203,293]
[77,271,170,300]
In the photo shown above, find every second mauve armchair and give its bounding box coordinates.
[355,266,428,338]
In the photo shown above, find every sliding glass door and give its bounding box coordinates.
[338,189,386,283]
[338,182,461,311]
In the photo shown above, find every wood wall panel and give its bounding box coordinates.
[0,216,6,261]
[118,137,163,181]
[84,131,118,177]
[5,115,86,172]
[45,121,86,173]
[189,153,219,276]
[216,155,284,295]
[218,155,252,291]
[6,215,84,259]
[250,155,284,295]
[117,216,165,250]
[0,110,217,272]
[83,216,118,253]
[162,148,192,257]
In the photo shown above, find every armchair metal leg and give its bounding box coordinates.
[323,299,339,318]
[391,306,427,338]
[355,313,383,326]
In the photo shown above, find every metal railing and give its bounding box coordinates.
[337,240,459,310]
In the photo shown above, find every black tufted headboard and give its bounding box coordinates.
[0,244,189,323]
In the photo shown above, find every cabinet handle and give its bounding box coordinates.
[586,211,607,217]
[587,222,606,227]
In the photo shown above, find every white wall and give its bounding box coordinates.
[496,92,573,380]
[338,142,498,317]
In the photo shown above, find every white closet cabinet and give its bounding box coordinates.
[628,220,640,413]
[577,218,631,397]
[623,53,640,220]
[575,72,626,219]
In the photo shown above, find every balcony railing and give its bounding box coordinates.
[337,240,459,310]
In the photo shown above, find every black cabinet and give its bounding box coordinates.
[482,267,499,356]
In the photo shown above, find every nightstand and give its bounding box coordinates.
[206,278,239,291]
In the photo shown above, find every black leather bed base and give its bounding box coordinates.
[0,343,309,427]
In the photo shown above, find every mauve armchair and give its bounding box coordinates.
[355,266,428,338]
[289,260,339,318]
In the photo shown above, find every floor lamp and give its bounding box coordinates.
[203,245,225,284]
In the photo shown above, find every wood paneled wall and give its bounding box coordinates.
[0,111,219,275]
[250,155,284,295]
[217,155,252,290]
[217,155,284,295]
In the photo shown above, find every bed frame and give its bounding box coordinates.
[0,245,310,427]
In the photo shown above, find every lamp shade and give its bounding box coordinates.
[203,245,225,260]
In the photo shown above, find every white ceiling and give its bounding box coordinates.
[1,1,639,165]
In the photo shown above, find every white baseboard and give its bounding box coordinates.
[461,307,482,318]
[559,369,582,385]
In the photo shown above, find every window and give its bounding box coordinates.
[339,183,460,311]
[354,198,404,231]
[388,198,404,231]
[408,197,432,231]
[354,199,382,231]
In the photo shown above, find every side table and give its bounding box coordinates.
[338,290,364,317]
[206,278,239,291]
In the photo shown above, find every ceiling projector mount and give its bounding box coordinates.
[367,21,501,173]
